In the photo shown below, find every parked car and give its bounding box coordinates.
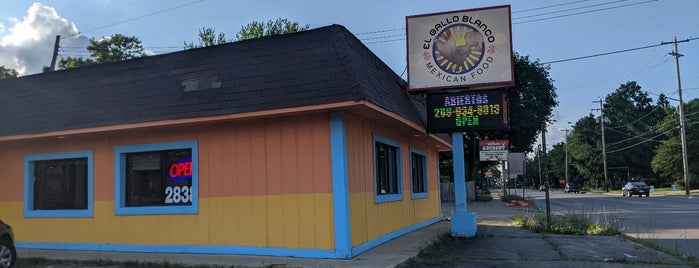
[564,182,580,193]
[622,181,650,197]
[0,220,16,268]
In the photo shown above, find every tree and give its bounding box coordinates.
[602,82,664,183]
[87,34,146,63]
[652,99,699,187]
[236,18,310,41]
[58,34,146,70]
[446,53,557,183]
[548,142,567,186]
[504,53,558,152]
[567,115,604,189]
[58,57,96,70]
[184,19,309,50]
[184,27,231,49]
[0,66,19,79]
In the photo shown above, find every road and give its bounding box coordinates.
[521,189,699,259]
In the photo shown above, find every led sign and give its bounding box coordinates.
[169,157,192,181]
[427,90,508,133]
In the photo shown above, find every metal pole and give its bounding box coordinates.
[599,100,609,192]
[538,144,542,187]
[542,123,548,187]
[669,37,691,196]
[564,128,569,183]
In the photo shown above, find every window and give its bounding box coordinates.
[373,135,402,203]
[24,151,93,218]
[115,141,198,215]
[410,148,428,199]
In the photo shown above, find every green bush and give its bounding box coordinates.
[475,194,493,202]
[512,210,622,235]
[499,194,525,203]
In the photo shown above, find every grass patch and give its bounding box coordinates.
[650,187,699,196]
[623,235,699,267]
[400,233,468,267]
[512,210,622,235]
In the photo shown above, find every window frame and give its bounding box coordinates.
[23,150,94,218]
[410,148,429,199]
[373,134,403,203]
[114,140,198,215]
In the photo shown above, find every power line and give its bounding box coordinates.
[512,0,627,20]
[541,42,666,65]
[513,0,659,24]
[512,0,590,13]
[357,0,658,43]
[64,0,205,38]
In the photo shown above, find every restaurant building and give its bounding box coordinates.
[0,25,449,259]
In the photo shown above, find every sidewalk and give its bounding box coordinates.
[18,194,696,268]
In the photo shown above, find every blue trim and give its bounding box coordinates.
[351,217,441,256]
[114,140,199,215]
[16,242,336,259]
[451,133,467,213]
[23,150,94,218]
[372,134,403,203]
[451,132,476,237]
[409,148,429,200]
[330,112,351,259]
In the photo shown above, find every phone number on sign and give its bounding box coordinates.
[433,104,501,118]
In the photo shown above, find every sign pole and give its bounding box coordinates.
[451,132,477,237]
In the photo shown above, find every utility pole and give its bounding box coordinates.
[663,37,691,195]
[561,125,571,184]
[537,144,542,187]
[49,35,61,71]
[541,122,548,186]
[593,99,609,192]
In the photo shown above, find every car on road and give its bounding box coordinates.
[0,220,16,268]
[564,182,580,193]
[622,181,650,197]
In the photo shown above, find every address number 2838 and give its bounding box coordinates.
[165,186,191,204]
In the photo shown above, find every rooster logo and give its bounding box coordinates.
[433,24,484,75]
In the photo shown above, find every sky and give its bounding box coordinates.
[1,0,697,148]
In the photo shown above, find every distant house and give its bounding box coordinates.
[0,24,449,259]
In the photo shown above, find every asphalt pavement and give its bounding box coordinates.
[18,190,698,268]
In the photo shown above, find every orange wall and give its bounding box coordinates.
[0,114,334,249]
[344,114,441,247]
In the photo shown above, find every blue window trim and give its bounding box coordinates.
[373,134,403,203]
[410,148,429,199]
[23,150,94,218]
[114,140,198,215]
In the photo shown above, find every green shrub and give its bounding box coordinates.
[475,194,493,202]
[512,210,622,236]
[499,194,525,203]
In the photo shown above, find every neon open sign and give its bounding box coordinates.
[169,157,192,181]
[426,90,509,133]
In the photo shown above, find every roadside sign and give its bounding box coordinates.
[507,152,525,177]
[479,140,508,161]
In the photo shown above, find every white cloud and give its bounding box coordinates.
[0,3,88,75]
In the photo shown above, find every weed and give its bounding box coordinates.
[512,210,622,236]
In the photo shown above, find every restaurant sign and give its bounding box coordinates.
[406,5,513,91]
